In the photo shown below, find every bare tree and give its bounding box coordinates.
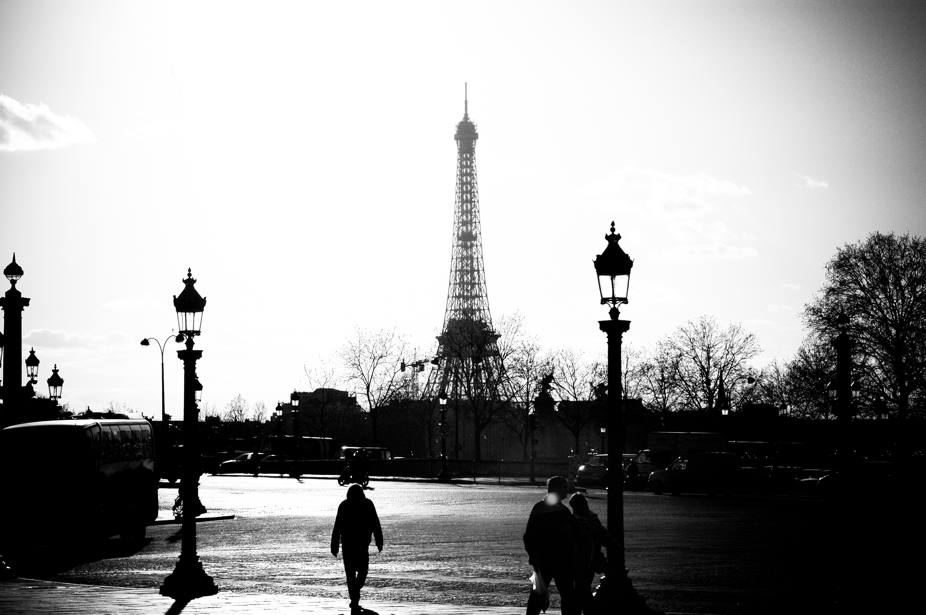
[620,344,645,401]
[667,316,760,414]
[550,348,601,454]
[782,336,836,420]
[304,361,341,436]
[636,342,684,423]
[499,323,551,462]
[341,328,406,444]
[805,232,926,421]
[104,401,134,416]
[224,394,249,422]
[252,401,268,423]
[748,362,785,409]
[201,402,220,420]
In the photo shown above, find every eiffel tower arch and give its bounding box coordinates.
[426,87,507,461]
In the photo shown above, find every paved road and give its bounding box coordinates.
[5,474,921,613]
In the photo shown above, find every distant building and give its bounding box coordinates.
[279,388,365,442]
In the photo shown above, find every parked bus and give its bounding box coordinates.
[0,419,158,550]
[339,445,392,460]
[268,435,339,460]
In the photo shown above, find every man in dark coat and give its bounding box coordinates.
[331,483,384,613]
[524,475,578,615]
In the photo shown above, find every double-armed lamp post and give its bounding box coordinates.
[161,269,217,601]
[141,334,179,424]
[593,222,653,613]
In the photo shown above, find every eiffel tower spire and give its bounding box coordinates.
[427,89,505,461]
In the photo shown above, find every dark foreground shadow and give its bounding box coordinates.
[1,535,150,579]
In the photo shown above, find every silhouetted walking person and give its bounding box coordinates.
[331,483,383,614]
[524,475,578,615]
[569,493,608,614]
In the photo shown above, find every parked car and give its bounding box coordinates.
[575,454,608,487]
[214,452,267,474]
[625,449,674,489]
[647,451,740,496]
[257,454,300,476]
[805,457,899,497]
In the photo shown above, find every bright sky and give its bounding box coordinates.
[2,0,925,418]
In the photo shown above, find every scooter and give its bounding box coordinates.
[337,464,370,488]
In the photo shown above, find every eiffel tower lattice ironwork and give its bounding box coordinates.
[426,88,505,414]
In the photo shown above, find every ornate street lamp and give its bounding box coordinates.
[46,364,64,402]
[437,390,450,482]
[275,402,284,435]
[291,391,300,408]
[4,255,23,285]
[194,377,203,404]
[174,270,206,336]
[595,222,633,318]
[25,347,39,384]
[161,268,216,600]
[593,222,653,613]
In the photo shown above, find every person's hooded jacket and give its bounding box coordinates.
[331,484,384,556]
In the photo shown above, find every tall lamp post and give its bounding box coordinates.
[290,390,302,444]
[141,334,179,424]
[437,390,450,482]
[161,269,217,600]
[275,402,285,435]
[593,222,653,613]
[1,255,30,413]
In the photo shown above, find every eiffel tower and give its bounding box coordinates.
[427,87,505,459]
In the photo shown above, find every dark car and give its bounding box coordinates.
[647,451,740,495]
[625,449,674,489]
[257,454,300,476]
[575,454,608,487]
[214,452,267,474]
[808,457,899,497]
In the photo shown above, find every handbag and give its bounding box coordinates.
[529,570,550,612]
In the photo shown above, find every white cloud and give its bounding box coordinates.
[587,167,756,261]
[798,174,829,190]
[0,94,94,152]
[607,167,752,216]
[781,282,801,291]
[23,329,129,350]
[767,304,793,314]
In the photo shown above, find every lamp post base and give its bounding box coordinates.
[593,569,662,615]
[437,459,452,482]
[160,557,218,601]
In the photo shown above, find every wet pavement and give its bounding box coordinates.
[0,577,520,615]
[2,475,921,613]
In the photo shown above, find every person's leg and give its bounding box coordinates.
[574,570,595,615]
[343,554,360,608]
[355,551,370,598]
[553,570,578,615]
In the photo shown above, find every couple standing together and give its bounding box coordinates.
[523,475,608,615]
